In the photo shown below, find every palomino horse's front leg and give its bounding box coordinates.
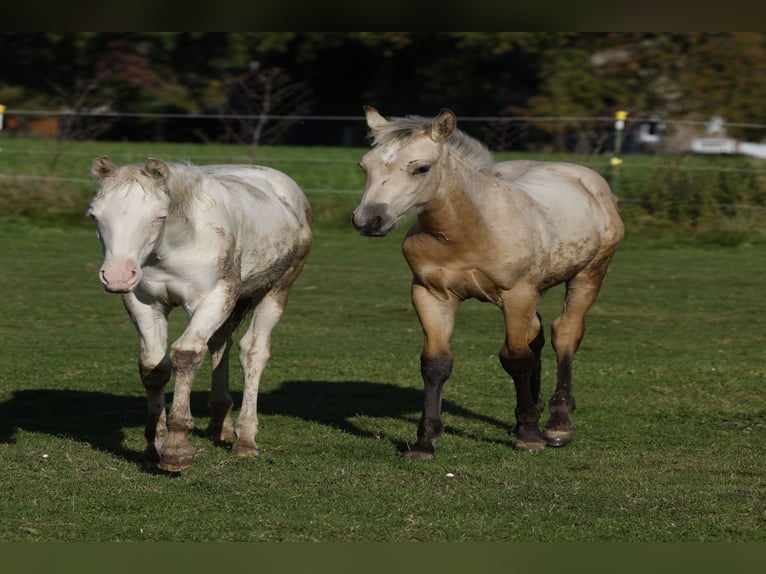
[499,286,547,451]
[546,266,607,447]
[122,294,170,466]
[407,283,460,459]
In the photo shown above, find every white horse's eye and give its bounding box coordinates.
[413,165,431,175]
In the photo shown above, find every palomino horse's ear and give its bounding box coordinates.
[91,155,117,180]
[144,158,170,182]
[431,109,457,142]
[363,106,388,132]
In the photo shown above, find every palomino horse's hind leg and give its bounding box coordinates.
[406,284,460,459]
[546,262,610,446]
[499,292,546,451]
[529,312,545,413]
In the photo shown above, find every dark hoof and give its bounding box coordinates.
[207,427,235,445]
[514,424,546,452]
[543,429,573,447]
[403,442,435,459]
[514,437,546,452]
[231,440,260,458]
[140,445,161,467]
[403,449,435,460]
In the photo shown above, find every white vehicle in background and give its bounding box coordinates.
[641,115,766,159]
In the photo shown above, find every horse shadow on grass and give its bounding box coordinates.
[0,380,514,465]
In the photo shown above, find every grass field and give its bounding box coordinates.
[0,138,765,541]
[0,219,764,541]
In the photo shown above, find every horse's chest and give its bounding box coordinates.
[404,237,505,303]
[138,264,215,308]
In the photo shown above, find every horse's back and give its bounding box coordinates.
[493,160,623,243]
[493,160,612,201]
[201,164,311,226]
[188,164,312,290]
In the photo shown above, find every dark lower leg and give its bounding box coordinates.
[207,340,234,443]
[544,354,576,446]
[500,348,545,451]
[406,354,453,459]
[529,313,545,412]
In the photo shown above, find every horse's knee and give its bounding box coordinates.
[498,345,534,378]
[551,316,585,355]
[139,355,171,390]
[170,344,206,374]
[420,353,453,386]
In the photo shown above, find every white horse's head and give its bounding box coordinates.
[88,156,171,293]
[352,107,456,236]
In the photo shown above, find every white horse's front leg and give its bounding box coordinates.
[122,293,170,466]
[159,283,236,472]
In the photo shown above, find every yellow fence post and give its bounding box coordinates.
[610,110,628,197]
[0,104,6,152]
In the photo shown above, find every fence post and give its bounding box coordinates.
[0,104,5,153]
[610,110,628,196]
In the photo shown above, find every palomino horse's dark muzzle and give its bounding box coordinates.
[351,203,394,236]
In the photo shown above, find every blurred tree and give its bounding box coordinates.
[2,32,766,145]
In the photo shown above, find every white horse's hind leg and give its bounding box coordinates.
[232,291,288,458]
[207,335,235,443]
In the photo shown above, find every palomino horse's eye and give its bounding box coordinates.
[413,165,431,175]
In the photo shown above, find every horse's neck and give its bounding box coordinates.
[418,151,492,234]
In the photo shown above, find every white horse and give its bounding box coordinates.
[353,108,623,457]
[89,156,312,471]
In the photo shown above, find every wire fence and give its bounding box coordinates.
[1,111,766,214]
[4,108,766,151]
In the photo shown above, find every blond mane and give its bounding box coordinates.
[369,114,495,172]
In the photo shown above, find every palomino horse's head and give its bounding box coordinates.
[352,107,456,236]
[88,156,171,293]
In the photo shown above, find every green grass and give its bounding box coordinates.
[2,137,766,240]
[0,217,764,541]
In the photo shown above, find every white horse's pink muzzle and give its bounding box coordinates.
[100,257,141,293]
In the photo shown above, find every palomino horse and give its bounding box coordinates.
[352,108,624,458]
[88,157,312,471]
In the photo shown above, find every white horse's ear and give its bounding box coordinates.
[431,109,457,142]
[145,158,169,181]
[364,106,388,132]
[91,155,117,180]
